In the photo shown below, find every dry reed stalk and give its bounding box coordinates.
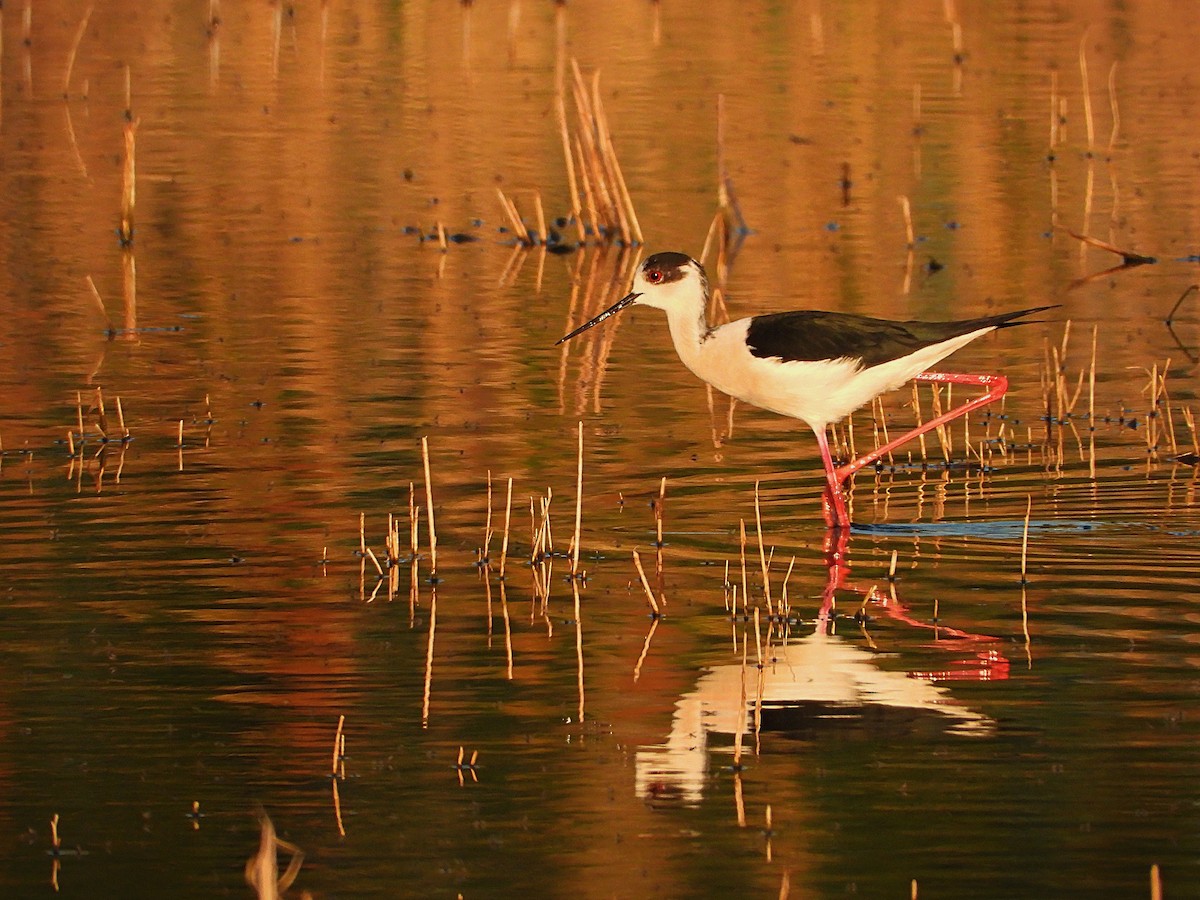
[499,476,513,579]
[50,813,61,851]
[929,383,951,461]
[1150,864,1162,900]
[482,470,494,566]
[176,419,184,448]
[739,519,749,616]
[753,607,763,668]
[1146,363,1159,455]
[572,136,599,239]
[898,195,914,248]
[119,68,138,247]
[910,383,928,460]
[495,188,531,245]
[568,65,613,226]
[888,549,899,580]
[1020,496,1032,584]
[780,870,791,900]
[876,397,893,463]
[115,396,128,440]
[753,481,773,614]
[589,70,638,244]
[434,220,448,252]
[654,476,666,596]
[330,715,345,777]
[244,812,303,900]
[1160,361,1178,456]
[1182,406,1200,458]
[358,511,366,557]
[62,5,93,97]
[780,556,797,619]
[631,549,661,617]
[421,437,438,578]
[408,482,419,558]
[571,421,583,575]
[1079,28,1094,151]
[533,190,547,245]
[364,547,383,577]
[563,60,642,245]
[555,94,586,243]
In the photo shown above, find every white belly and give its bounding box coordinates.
[679,318,994,430]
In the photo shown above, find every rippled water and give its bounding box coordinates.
[2,2,1199,897]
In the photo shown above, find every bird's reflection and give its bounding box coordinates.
[636,529,1006,807]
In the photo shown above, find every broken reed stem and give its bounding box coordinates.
[571,421,583,575]
[330,714,345,777]
[1020,496,1032,584]
[496,188,531,245]
[632,549,661,616]
[421,437,438,577]
[534,190,547,245]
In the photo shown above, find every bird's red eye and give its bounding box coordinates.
[646,269,663,284]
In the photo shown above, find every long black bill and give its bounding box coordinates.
[555,292,641,345]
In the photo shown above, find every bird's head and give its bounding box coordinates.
[556,252,708,344]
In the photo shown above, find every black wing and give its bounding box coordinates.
[745,306,1055,368]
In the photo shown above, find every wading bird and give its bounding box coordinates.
[557,252,1053,528]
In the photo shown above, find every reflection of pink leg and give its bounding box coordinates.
[835,372,1009,484]
[816,527,851,623]
[814,427,850,529]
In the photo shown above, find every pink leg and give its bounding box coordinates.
[835,372,1008,483]
[813,426,850,529]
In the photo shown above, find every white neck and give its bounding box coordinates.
[662,298,710,371]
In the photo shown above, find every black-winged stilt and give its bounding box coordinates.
[557,252,1054,528]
